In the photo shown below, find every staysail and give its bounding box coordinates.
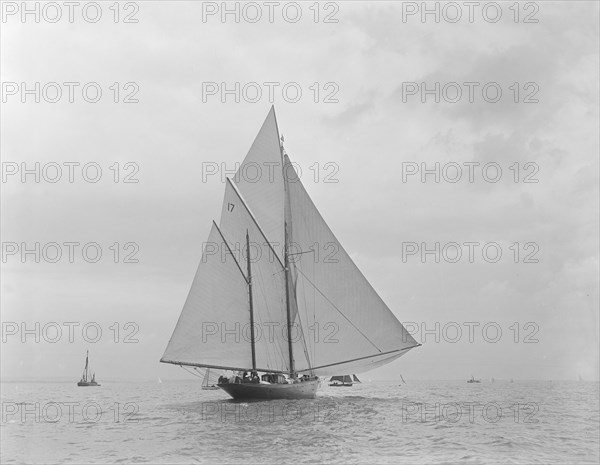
[161,106,419,378]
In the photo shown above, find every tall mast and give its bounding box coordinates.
[276,111,296,377]
[246,230,257,371]
[277,113,296,378]
[284,222,295,376]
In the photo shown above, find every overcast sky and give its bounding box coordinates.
[1,1,598,382]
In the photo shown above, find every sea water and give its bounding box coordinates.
[1,380,598,464]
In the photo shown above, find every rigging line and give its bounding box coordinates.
[288,250,316,257]
[294,266,383,354]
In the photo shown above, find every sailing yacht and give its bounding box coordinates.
[77,350,100,387]
[160,107,420,400]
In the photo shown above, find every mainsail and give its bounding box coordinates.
[161,107,419,378]
[283,155,418,376]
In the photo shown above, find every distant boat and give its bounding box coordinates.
[201,369,220,390]
[399,374,406,385]
[467,375,480,384]
[329,375,353,387]
[329,375,358,387]
[159,107,420,400]
[77,351,100,387]
[157,376,162,384]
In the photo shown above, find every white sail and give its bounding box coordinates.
[218,179,290,373]
[161,223,253,371]
[233,107,285,262]
[283,155,419,376]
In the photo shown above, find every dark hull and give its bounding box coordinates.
[218,380,319,400]
[77,382,100,387]
[329,383,353,387]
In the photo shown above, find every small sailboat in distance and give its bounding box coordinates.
[329,375,354,387]
[77,351,100,387]
[399,374,406,385]
[467,375,481,384]
[201,369,220,390]
[160,107,420,400]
